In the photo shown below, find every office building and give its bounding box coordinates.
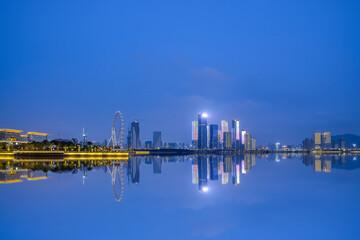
[241,130,247,149]
[220,120,228,143]
[312,133,322,150]
[244,133,255,150]
[27,132,48,142]
[321,132,331,149]
[153,131,162,149]
[209,124,219,149]
[145,141,152,149]
[231,120,240,149]
[338,138,346,150]
[197,113,208,149]
[191,121,198,148]
[0,129,23,141]
[223,132,232,149]
[128,121,140,149]
[302,138,312,151]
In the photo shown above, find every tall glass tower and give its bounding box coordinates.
[197,112,208,149]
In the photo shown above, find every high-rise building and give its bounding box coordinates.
[223,132,232,149]
[220,120,228,143]
[128,121,140,149]
[251,138,256,150]
[231,120,240,149]
[197,113,208,149]
[302,138,312,151]
[207,125,210,148]
[209,124,219,149]
[191,121,198,148]
[312,133,322,150]
[321,132,331,149]
[244,133,252,150]
[338,138,346,150]
[145,141,152,149]
[241,130,247,149]
[153,131,162,149]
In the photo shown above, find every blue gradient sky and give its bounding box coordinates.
[1,0,359,145]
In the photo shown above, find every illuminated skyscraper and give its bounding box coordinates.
[198,113,208,149]
[191,121,198,148]
[209,124,219,149]
[128,121,140,149]
[312,132,321,150]
[241,130,247,149]
[223,132,232,149]
[321,132,331,149]
[244,133,254,150]
[338,138,346,150]
[231,120,240,149]
[220,120,229,143]
[153,131,162,149]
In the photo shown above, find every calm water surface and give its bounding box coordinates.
[1,154,359,240]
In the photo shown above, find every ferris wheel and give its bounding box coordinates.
[108,111,124,148]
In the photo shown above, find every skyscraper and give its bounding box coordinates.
[321,132,331,149]
[128,121,140,149]
[153,131,162,149]
[241,130,247,149]
[223,132,232,149]
[191,121,198,148]
[220,120,228,143]
[209,124,219,149]
[312,133,321,150]
[244,133,252,150]
[231,120,240,149]
[198,113,208,149]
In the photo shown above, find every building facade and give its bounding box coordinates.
[209,124,218,149]
[153,131,162,149]
[197,113,208,149]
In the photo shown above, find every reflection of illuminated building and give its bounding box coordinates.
[232,156,241,185]
[223,156,231,173]
[0,170,24,184]
[128,157,140,184]
[198,156,208,191]
[322,159,332,172]
[153,157,162,174]
[209,156,218,180]
[314,155,322,172]
[192,161,199,184]
[221,161,229,185]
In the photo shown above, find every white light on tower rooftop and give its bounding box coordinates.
[202,113,208,118]
[202,187,209,192]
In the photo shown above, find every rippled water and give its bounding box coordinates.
[1,154,359,240]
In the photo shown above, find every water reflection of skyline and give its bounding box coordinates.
[192,155,256,192]
[0,154,359,201]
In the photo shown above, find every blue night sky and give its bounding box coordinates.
[1,0,359,145]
